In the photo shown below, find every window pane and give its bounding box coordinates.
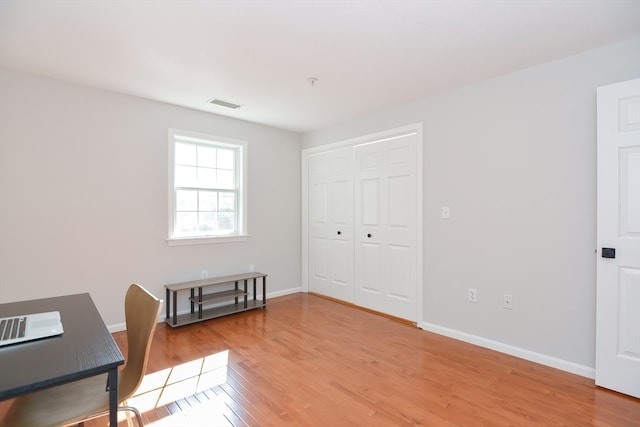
[176,189,197,211]
[175,143,196,166]
[217,170,235,189]
[217,149,235,170]
[197,145,216,168]
[198,212,216,233]
[199,191,217,211]
[175,165,197,187]
[175,212,197,236]
[197,167,217,188]
[219,192,235,211]
[218,212,235,232]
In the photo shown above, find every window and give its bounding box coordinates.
[168,129,247,244]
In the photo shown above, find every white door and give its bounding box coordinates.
[596,78,640,398]
[308,147,354,302]
[354,133,417,321]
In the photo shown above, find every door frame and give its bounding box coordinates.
[301,123,423,323]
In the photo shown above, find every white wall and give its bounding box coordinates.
[303,37,640,373]
[0,70,302,327]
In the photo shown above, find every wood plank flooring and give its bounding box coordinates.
[4,292,639,426]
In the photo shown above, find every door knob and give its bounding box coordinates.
[602,248,616,259]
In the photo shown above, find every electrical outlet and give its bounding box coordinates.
[503,294,513,310]
[201,270,208,280]
[441,206,450,219]
[468,288,477,303]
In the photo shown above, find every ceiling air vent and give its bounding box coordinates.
[207,98,242,109]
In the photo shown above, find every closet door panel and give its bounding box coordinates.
[359,242,382,294]
[307,148,354,302]
[310,237,328,280]
[355,133,417,321]
[387,244,411,300]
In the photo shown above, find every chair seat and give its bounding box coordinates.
[1,373,113,427]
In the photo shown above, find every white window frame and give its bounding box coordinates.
[167,129,248,245]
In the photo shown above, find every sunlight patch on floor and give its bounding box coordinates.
[146,403,233,427]
[123,350,231,425]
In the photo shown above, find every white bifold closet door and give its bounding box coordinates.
[308,147,354,302]
[354,133,417,321]
[306,130,419,322]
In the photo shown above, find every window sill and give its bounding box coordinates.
[167,235,249,246]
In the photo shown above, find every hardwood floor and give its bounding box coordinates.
[3,293,638,426]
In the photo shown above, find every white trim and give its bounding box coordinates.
[420,321,596,379]
[166,234,249,246]
[301,122,423,324]
[107,322,127,333]
[267,286,303,299]
[301,149,309,293]
[411,123,424,326]
[303,123,423,155]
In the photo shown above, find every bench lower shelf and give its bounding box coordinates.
[165,299,266,327]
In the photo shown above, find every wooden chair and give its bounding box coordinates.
[0,284,162,427]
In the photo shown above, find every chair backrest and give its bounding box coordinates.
[118,284,162,401]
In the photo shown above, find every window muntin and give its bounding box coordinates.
[169,130,247,243]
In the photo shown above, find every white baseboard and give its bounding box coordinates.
[107,285,304,333]
[420,321,595,379]
[108,322,126,333]
[266,286,303,299]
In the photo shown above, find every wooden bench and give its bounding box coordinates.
[164,272,267,327]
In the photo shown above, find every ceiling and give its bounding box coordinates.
[1,1,639,133]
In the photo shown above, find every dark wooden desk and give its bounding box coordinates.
[0,293,124,426]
